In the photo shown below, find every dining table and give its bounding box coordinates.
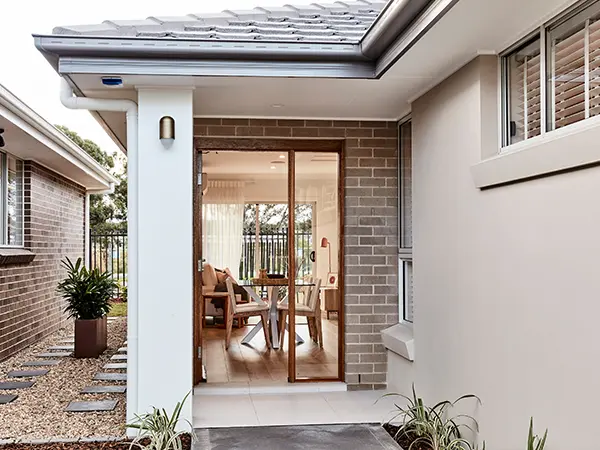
[238,279,314,350]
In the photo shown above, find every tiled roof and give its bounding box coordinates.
[53,1,387,43]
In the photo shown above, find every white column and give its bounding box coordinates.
[84,192,90,268]
[134,88,194,424]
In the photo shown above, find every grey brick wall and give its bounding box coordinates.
[195,118,399,389]
[0,162,85,361]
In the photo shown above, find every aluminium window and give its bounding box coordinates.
[502,0,600,147]
[0,153,24,247]
[398,119,413,323]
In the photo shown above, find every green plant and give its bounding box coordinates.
[381,385,481,450]
[120,283,128,302]
[127,392,192,450]
[527,417,548,450]
[57,257,117,320]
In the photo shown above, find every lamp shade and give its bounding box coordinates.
[320,237,329,248]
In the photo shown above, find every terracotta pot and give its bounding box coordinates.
[74,316,107,358]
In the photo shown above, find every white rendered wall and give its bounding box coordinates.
[390,56,600,449]
[135,88,194,424]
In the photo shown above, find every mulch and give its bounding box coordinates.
[383,423,431,450]
[0,434,192,449]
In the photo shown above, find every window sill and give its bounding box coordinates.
[0,248,35,266]
[472,118,600,188]
[381,323,414,362]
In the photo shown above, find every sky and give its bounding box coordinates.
[0,0,260,158]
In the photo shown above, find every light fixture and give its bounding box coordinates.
[271,103,284,108]
[270,165,276,170]
[159,116,175,148]
[321,237,332,273]
[279,154,285,159]
[0,128,4,148]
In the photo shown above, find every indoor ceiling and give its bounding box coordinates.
[66,0,578,152]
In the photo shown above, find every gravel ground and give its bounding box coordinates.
[0,318,127,440]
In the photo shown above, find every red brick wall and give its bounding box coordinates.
[195,118,399,389]
[0,162,85,361]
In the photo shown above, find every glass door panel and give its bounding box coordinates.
[292,151,341,380]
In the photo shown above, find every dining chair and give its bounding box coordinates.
[225,278,271,350]
[277,278,323,348]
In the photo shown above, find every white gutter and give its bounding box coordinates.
[60,78,139,429]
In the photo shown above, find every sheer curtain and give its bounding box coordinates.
[202,181,245,273]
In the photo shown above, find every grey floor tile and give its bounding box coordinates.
[0,381,35,390]
[0,394,18,404]
[7,369,49,378]
[103,363,127,370]
[48,345,75,351]
[65,400,118,412]
[111,354,127,361]
[37,352,71,358]
[81,385,127,394]
[117,347,128,353]
[94,372,127,382]
[22,360,61,367]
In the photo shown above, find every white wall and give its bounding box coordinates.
[135,88,193,424]
[393,56,600,449]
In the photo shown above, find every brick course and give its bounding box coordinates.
[195,118,398,389]
[0,162,85,361]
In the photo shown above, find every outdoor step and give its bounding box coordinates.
[94,373,127,382]
[81,385,126,394]
[22,360,61,367]
[47,345,75,351]
[0,394,18,404]
[110,354,127,361]
[8,369,49,378]
[0,381,35,390]
[117,347,127,353]
[65,400,118,412]
[58,338,75,344]
[103,363,127,370]
[36,352,71,358]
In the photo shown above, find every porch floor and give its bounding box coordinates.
[192,389,396,428]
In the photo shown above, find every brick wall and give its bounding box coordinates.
[0,162,85,361]
[194,118,399,389]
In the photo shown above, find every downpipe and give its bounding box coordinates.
[60,78,139,431]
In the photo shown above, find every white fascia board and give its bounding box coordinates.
[0,85,117,188]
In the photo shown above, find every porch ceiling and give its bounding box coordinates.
[65,0,578,152]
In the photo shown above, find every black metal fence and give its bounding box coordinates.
[239,229,313,280]
[89,233,127,289]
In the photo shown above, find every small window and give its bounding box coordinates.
[398,120,413,323]
[1,153,24,246]
[502,36,542,145]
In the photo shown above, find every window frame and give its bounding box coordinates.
[501,0,600,149]
[0,151,25,248]
[398,116,413,324]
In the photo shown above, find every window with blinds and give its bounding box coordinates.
[502,0,600,147]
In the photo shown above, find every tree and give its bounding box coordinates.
[56,125,127,232]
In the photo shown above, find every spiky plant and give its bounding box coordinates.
[57,257,117,320]
[127,392,193,450]
[527,417,548,450]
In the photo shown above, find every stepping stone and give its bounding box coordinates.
[37,352,71,358]
[94,373,126,382]
[111,354,127,361]
[0,381,34,390]
[103,363,127,370]
[22,360,61,367]
[59,338,75,343]
[0,394,18,404]
[8,369,49,378]
[65,400,118,412]
[81,385,126,394]
[117,347,127,353]
[48,345,74,351]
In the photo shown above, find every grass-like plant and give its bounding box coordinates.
[527,417,548,450]
[381,385,481,450]
[127,392,193,450]
[57,257,117,320]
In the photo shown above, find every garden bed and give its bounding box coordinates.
[0,434,192,449]
[383,423,430,450]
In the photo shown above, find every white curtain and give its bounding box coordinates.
[202,181,245,273]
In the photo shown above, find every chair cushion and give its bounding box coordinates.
[236,302,269,313]
[278,303,312,313]
[215,270,227,284]
[203,263,218,288]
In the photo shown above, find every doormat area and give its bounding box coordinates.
[193,424,399,450]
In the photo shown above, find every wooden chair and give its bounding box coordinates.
[278,278,323,348]
[225,278,271,350]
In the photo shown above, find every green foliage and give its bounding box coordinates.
[57,257,117,320]
[120,283,128,302]
[243,203,312,234]
[382,385,482,450]
[56,125,115,170]
[527,418,548,450]
[127,392,192,450]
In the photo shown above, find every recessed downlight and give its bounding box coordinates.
[279,154,285,159]
[270,165,276,169]
[271,103,284,108]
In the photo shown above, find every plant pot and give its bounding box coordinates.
[74,316,107,358]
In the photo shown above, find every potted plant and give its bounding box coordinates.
[57,257,117,358]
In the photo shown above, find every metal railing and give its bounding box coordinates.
[89,232,127,289]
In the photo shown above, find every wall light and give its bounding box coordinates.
[159,116,175,148]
